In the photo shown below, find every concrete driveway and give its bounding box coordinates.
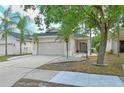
[0,55,58,87]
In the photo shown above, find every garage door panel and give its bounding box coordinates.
[38,42,64,56]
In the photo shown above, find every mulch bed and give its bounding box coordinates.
[38,55,124,77]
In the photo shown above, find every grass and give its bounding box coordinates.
[0,53,32,62]
[38,54,124,77]
[0,56,8,62]
[8,53,32,57]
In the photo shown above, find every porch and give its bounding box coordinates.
[75,39,89,54]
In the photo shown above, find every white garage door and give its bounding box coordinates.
[38,42,64,56]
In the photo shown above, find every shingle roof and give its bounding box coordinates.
[11,32,30,39]
[11,32,88,39]
[74,33,88,38]
[39,32,58,36]
[11,32,58,39]
[39,32,88,38]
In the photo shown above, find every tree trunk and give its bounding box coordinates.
[20,41,22,55]
[66,41,69,59]
[86,43,88,59]
[89,29,92,55]
[37,42,39,55]
[97,26,108,65]
[5,31,8,56]
[117,28,120,57]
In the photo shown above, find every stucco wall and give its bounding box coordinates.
[69,37,76,56]
[87,39,90,54]
[0,35,17,55]
[106,39,112,52]
[0,44,16,55]
[112,40,118,54]
[0,34,33,56]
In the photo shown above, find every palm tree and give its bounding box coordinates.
[57,28,73,59]
[0,6,19,56]
[32,33,39,55]
[1,7,11,56]
[17,16,27,55]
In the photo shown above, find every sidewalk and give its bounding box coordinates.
[72,53,97,57]
[22,69,124,87]
[48,56,85,64]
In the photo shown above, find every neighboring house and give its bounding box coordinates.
[0,32,33,56]
[106,30,124,54]
[33,31,91,56]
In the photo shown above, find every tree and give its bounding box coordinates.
[57,28,72,58]
[108,17,124,57]
[36,5,124,65]
[116,18,124,57]
[42,6,81,58]
[89,29,92,55]
[92,33,101,52]
[17,16,27,54]
[28,6,71,58]
[82,6,124,65]
[32,33,39,55]
[117,25,120,57]
[0,6,20,56]
[23,5,43,30]
[82,16,95,55]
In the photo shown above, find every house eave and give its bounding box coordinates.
[38,35,58,39]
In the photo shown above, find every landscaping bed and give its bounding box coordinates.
[13,79,76,87]
[38,55,124,77]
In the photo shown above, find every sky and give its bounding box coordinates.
[11,5,47,33]
[0,5,46,34]
[0,5,90,36]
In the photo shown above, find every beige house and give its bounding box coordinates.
[106,30,124,54]
[0,32,33,56]
[33,32,91,56]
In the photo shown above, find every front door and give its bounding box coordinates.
[120,41,124,52]
[80,42,87,53]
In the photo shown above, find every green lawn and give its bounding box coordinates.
[0,56,8,62]
[38,54,124,77]
[0,53,32,62]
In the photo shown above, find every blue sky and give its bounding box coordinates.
[0,6,4,13]
[0,5,38,34]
